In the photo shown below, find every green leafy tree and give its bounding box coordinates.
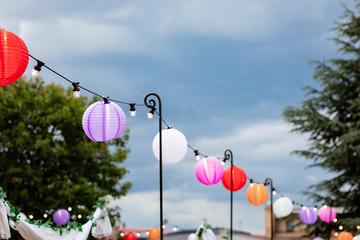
[283,2,360,237]
[0,77,131,237]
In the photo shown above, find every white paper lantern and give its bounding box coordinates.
[152,128,188,164]
[273,197,294,218]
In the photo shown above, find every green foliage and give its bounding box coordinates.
[282,1,360,236]
[0,77,131,225]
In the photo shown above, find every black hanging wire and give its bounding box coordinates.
[28,53,226,161]
[28,53,353,226]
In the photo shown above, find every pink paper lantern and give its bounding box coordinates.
[318,205,336,223]
[195,157,224,185]
[82,100,126,142]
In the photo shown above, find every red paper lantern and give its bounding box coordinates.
[221,166,247,191]
[0,29,29,86]
[246,183,269,206]
[338,232,353,240]
[148,228,161,240]
[124,233,137,240]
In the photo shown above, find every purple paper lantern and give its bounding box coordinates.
[318,205,336,223]
[53,209,70,225]
[313,237,324,240]
[299,206,318,224]
[82,100,126,142]
[195,157,224,185]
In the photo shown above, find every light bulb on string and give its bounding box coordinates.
[68,207,72,212]
[221,160,226,166]
[333,218,338,223]
[32,60,44,77]
[72,82,81,98]
[147,107,155,119]
[339,226,343,230]
[129,103,136,117]
[249,179,254,187]
[272,188,277,195]
[29,215,34,219]
[194,150,200,160]
[77,214,82,219]
[43,213,48,218]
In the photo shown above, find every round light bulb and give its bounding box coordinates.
[339,226,343,230]
[73,91,81,98]
[137,232,141,237]
[68,207,72,212]
[29,215,34,219]
[250,183,254,187]
[195,155,200,160]
[146,231,149,235]
[120,232,125,237]
[31,69,40,77]
[43,213,48,218]
[77,214,82,219]
[333,218,338,222]
[147,112,154,119]
[272,190,277,195]
[130,110,136,117]
[173,226,178,231]
[221,160,226,166]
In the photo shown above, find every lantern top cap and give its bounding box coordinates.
[102,97,110,104]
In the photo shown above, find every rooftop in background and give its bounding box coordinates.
[117,227,267,240]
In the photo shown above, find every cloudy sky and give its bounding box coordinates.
[1,0,356,235]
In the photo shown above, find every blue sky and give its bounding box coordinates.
[1,0,357,235]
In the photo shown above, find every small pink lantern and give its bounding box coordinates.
[82,99,126,142]
[318,205,336,223]
[195,157,224,185]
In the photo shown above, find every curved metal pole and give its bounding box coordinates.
[224,149,233,240]
[144,93,163,240]
[264,177,273,240]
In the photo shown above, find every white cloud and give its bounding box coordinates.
[105,6,142,20]
[110,188,267,234]
[19,18,143,58]
[194,121,309,162]
[8,0,349,59]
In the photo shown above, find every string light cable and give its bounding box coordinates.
[27,54,360,230]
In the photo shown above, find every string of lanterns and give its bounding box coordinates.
[1,28,359,237]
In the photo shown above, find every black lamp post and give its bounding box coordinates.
[264,177,274,240]
[144,93,164,240]
[224,149,233,240]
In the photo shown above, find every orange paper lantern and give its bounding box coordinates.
[221,166,247,191]
[124,233,137,240]
[0,29,29,86]
[246,183,269,206]
[148,228,161,240]
[338,232,353,240]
